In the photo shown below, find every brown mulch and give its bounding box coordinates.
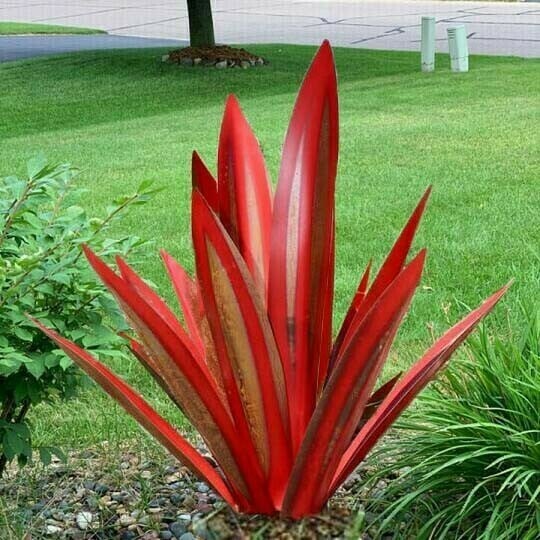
[167,45,266,67]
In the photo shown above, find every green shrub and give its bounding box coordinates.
[369,304,540,539]
[0,156,155,474]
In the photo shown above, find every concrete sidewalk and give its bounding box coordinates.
[0,1,539,57]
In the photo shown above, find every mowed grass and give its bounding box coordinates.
[0,21,105,35]
[1,45,539,451]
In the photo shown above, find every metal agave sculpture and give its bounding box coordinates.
[35,41,508,518]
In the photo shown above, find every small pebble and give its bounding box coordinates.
[182,495,196,509]
[194,482,209,493]
[46,525,63,535]
[119,514,136,527]
[170,493,183,506]
[179,533,196,540]
[169,521,188,537]
[166,473,182,484]
[76,511,92,530]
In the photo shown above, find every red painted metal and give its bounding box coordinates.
[33,41,508,517]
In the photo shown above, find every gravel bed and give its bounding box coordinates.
[0,442,399,539]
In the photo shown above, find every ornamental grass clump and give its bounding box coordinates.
[368,304,539,539]
[34,42,508,517]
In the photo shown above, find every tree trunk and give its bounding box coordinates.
[186,0,216,48]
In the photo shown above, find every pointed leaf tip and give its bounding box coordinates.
[217,91,273,295]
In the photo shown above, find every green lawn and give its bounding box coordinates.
[0,21,104,35]
[1,45,539,452]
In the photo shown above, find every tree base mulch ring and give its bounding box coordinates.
[0,442,402,539]
[164,45,267,69]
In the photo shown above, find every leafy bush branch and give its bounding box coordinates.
[0,156,157,474]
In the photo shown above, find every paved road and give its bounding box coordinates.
[0,34,184,62]
[0,0,539,57]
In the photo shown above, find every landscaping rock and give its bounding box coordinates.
[76,511,92,530]
[194,482,209,493]
[167,45,266,69]
[170,493,183,506]
[169,521,188,537]
[182,494,196,509]
[46,524,63,535]
[119,514,136,527]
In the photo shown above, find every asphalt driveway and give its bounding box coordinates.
[0,34,184,62]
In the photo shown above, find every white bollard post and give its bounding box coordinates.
[421,16,436,72]
[447,25,469,73]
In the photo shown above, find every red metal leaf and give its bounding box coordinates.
[329,260,372,376]
[116,255,203,363]
[334,189,431,363]
[160,250,229,407]
[331,283,509,493]
[30,318,237,509]
[193,190,291,507]
[82,246,266,509]
[218,95,273,295]
[192,151,218,211]
[160,250,205,352]
[282,251,426,517]
[126,336,176,399]
[267,40,339,450]
[360,372,402,425]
